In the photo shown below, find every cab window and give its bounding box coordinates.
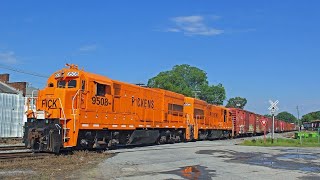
[68,80,77,88]
[81,80,86,90]
[106,85,111,94]
[97,83,105,96]
[57,80,66,88]
[96,83,111,96]
[48,83,54,87]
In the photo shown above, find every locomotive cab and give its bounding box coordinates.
[24,64,117,153]
[24,64,85,153]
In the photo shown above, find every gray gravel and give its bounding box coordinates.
[75,134,320,180]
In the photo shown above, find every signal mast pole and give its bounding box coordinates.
[272,113,275,143]
[297,106,302,145]
[269,100,279,144]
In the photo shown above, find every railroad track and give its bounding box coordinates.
[0,145,26,151]
[0,145,53,161]
[0,151,52,161]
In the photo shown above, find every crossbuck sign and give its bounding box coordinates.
[268,100,279,114]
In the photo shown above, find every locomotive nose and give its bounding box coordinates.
[24,66,81,153]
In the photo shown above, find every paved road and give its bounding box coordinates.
[78,137,320,180]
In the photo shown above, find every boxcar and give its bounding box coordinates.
[230,108,248,136]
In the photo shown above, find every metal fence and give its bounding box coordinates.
[0,93,26,137]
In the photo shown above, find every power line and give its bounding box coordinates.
[0,63,49,78]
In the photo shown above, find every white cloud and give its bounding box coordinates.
[79,44,97,52]
[0,51,18,64]
[173,15,204,24]
[166,28,181,33]
[167,15,224,36]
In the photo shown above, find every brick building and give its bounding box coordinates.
[0,74,27,96]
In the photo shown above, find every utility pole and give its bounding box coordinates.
[192,90,201,99]
[297,106,302,145]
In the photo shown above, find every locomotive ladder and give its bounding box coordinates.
[57,98,69,142]
[61,89,81,143]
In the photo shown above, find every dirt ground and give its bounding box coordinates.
[0,151,112,179]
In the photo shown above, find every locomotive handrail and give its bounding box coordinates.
[25,98,36,119]
[72,89,81,133]
[57,98,67,141]
[25,97,38,116]
[57,98,67,121]
[31,89,38,110]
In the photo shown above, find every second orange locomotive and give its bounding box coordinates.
[24,64,232,152]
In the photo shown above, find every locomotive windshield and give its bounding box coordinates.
[57,80,66,88]
[68,80,77,88]
[57,79,77,88]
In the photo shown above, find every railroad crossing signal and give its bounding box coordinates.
[268,100,279,144]
[268,100,279,114]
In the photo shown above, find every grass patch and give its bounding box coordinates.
[242,137,320,147]
[0,150,112,179]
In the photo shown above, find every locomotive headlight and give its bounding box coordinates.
[67,72,79,77]
[36,110,45,119]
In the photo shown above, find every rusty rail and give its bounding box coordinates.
[0,151,52,161]
[0,145,26,151]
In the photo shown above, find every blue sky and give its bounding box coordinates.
[0,1,319,117]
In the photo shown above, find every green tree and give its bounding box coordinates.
[301,111,320,123]
[198,84,226,105]
[264,114,272,118]
[276,111,297,123]
[147,64,226,105]
[225,97,247,109]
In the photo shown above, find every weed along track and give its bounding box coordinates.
[0,150,111,179]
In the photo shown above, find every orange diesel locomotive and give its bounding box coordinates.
[24,64,232,152]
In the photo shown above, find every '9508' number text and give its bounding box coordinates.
[92,96,110,106]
